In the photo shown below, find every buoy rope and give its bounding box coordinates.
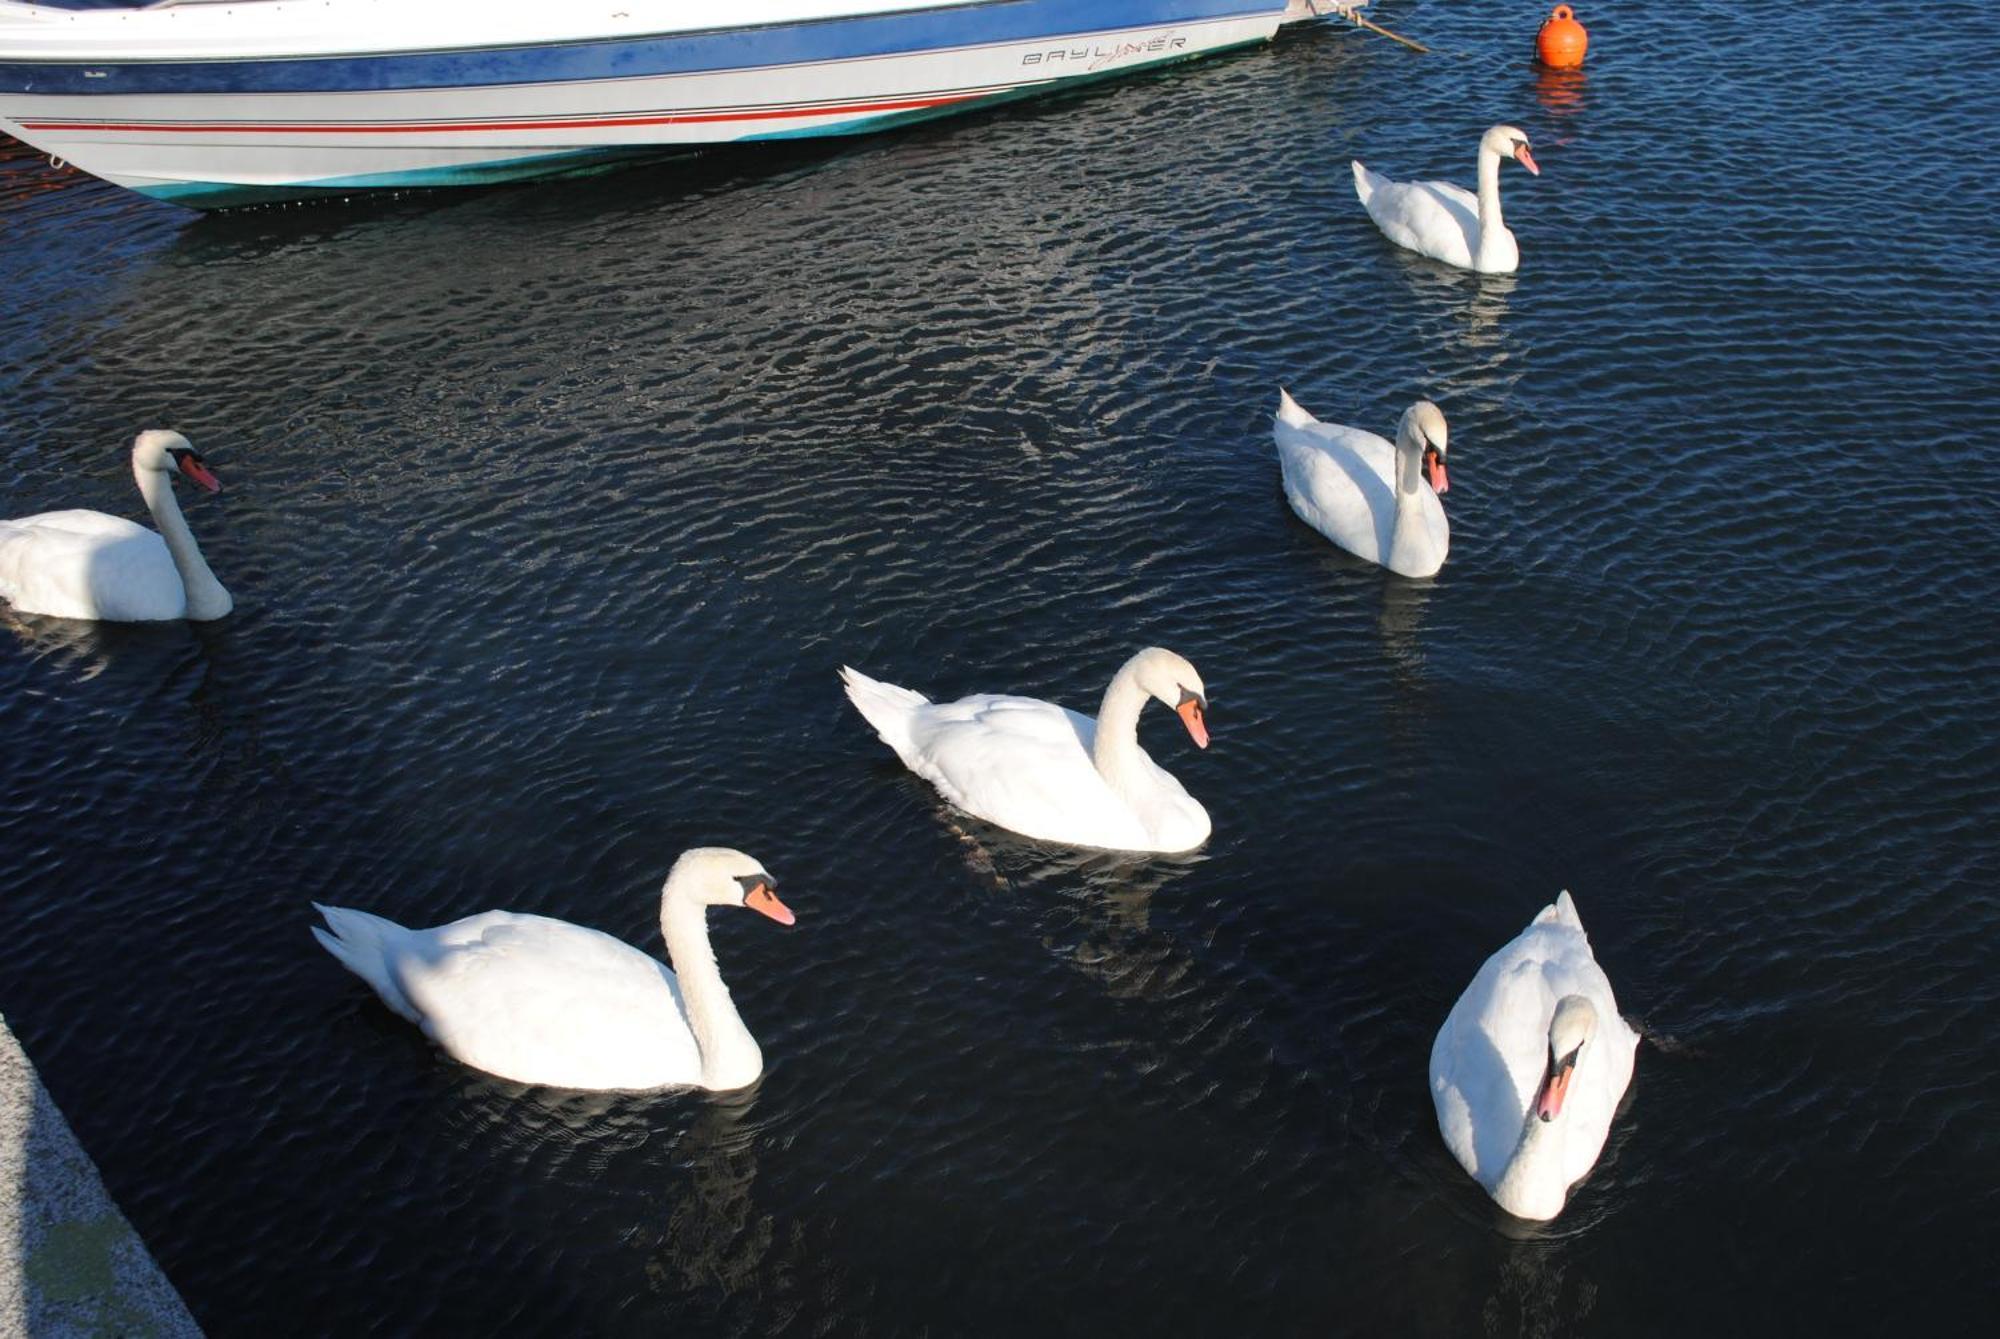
[1348,13,1431,54]
[1301,1,1432,55]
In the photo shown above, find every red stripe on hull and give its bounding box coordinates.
[19,91,986,136]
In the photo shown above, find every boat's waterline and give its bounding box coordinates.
[0,0,1294,208]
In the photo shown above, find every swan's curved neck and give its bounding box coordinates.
[1394,430,1426,500]
[662,899,762,1091]
[1476,144,1505,235]
[1491,1100,1568,1219]
[134,465,231,620]
[1384,441,1432,574]
[1092,663,1153,796]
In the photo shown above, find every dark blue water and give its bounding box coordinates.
[3,3,1997,1334]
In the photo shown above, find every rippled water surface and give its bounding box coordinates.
[3,3,1997,1334]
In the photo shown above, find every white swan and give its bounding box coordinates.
[1353,124,1540,274]
[841,647,1211,854]
[311,847,795,1092]
[1430,891,1639,1220]
[1274,389,1451,578]
[0,429,232,623]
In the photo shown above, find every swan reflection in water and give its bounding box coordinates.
[1378,575,1436,704]
[2,608,248,757]
[1411,1098,1635,1334]
[3,604,242,721]
[1,606,130,680]
[1477,1235,1605,1333]
[1452,271,1517,355]
[438,1071,803,1315]
[643,1090,782,1299]
[937,809,1205,1003]
[1390,261,1518,372]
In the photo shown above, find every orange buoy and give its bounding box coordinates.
[1536,5,1589,69]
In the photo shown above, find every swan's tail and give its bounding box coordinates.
[1534,889,1585,931]
[839,665,931,764]
[1275,387,1316,430]
[312,903,420,1024]
[1351,159,1382,207]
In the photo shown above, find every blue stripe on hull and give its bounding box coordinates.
[0,1,1278,97]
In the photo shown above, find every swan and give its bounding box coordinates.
[840,647,1211,854]
[0,429,232,622]
[1430,891,1639,1221]
[1274,389,1451,578]
[311,847,795,1092]
[1353,124,1540,274]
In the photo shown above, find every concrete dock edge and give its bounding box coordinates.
[1,1013,202,1338]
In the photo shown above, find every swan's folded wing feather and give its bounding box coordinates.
[903,696,1145,846]
[395,912,697,1086]
[1274,422,1397,563]
[1278,440,1376,560]
[0,512,181,621]
[4,510,153,541]
[1420,179,1480,217]
[1430,1006,1488,1181]
[1364,179,1478,269]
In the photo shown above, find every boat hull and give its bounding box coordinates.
[0,1,1287,208]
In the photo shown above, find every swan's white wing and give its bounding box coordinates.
[1274,418,1398,564]
[903,695,1153,849]
[1357,168,1479,270]
[0,510,185,621]
[1432,940,1554,1186]
[394,911,700,1089]
[3,509,153,542]
[1429,1007,1484,1180]
[1422,179,1481,218]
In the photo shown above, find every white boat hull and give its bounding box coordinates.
[0,1,1292,207]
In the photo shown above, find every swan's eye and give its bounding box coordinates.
[735,873,775,897]
[1177,687,1206,714]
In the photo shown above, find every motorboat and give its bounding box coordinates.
[0,0,1351,208]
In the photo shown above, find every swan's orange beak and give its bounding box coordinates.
[1424,448,1450,495]
[1535,1053,1576,1122]
[1176,694,1210,749]
[744,881,795,926]
[1515,145,1541,176]
[174,452,222,493]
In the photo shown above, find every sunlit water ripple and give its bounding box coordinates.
[2,2,1996,1334]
